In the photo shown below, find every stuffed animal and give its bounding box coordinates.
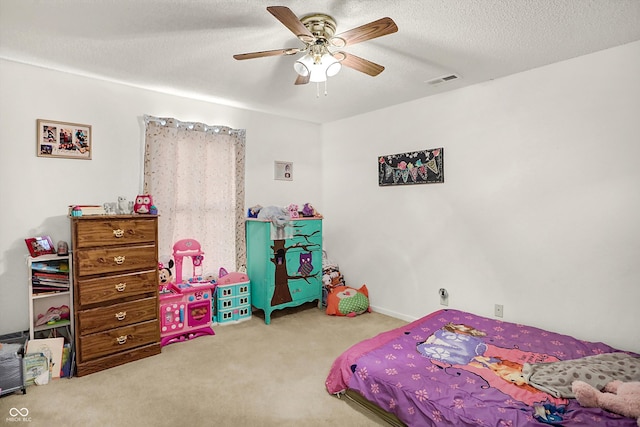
[302,203,316,217]
[572,380,640,426]
[287,203,299,218]
[158,259,174,285]
[133,194,153,214]
[35,305,70,326]
[247,205,262,218]
[257,205,289,226]
[326,284,370,317]
[117,196,129,214]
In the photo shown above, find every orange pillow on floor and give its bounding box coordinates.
[326,285,370,317]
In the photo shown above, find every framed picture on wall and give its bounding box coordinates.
[378,147,444,186]
[274,161,293,181]
[36,119,92,160]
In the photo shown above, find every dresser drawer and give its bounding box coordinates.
[78,297,158,335]
[76,244,157,276]
[76,270,157,306]
[79,319,159,361]
[289,280,321,302]
[285,220,322,249]
[74,218,157,248]
[288,220,322,246]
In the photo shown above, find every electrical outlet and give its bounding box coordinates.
[439,288,448,306]
[494,304,504,318]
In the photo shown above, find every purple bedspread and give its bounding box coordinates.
[326,309,636,426]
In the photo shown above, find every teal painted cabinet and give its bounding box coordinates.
[246,218,322,324]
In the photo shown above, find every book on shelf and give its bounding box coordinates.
[32,283,70,291]
[31,260,69,273]
[33,271,69,280]
[68,204,106,216]
[33,289,68,296]
[33,280,68,286]
[60,343,73,378]
[32,273,70,287]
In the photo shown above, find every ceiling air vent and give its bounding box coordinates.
[426,74,460,86]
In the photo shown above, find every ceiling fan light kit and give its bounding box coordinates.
[233,6,398,96]
[293,50,342,83]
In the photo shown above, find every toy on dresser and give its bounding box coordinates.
[158,239,216,347]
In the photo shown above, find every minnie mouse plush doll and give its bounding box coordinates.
[158,259,174,285]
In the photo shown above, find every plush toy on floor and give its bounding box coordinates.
[572,380,640,426]
[326,284,370,317]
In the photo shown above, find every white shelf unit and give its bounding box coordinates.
[27,254,74,341]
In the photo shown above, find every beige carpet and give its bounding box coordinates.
[1,304,407,426]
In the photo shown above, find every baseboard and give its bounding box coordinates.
[368,305,416,323]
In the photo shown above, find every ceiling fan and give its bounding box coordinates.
[233,6,398,90]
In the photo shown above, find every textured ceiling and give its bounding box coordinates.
[1,0,639,124]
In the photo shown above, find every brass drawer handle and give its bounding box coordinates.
[115,282,127,292]
[113,229,124,238]
[114,255,126,265]
[116,335,128,345]
[115,311,127,321]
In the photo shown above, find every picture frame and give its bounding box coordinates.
[25,236,56,257]
[37,119,92,160]
[378,147,444,186]
[274,161,293,181]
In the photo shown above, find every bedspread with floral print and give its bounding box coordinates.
[326,309,637,426]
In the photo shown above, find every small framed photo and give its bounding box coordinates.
[274,161,293,181]
[25,236,56,257]
[37,119,92,160]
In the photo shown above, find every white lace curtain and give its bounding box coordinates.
[143,115,246,278]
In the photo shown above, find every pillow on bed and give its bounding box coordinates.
[326,284,370,317]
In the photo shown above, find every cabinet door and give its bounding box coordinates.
[285,249,322,301]
[268,243,321,306]
[246,219,322,310]
[160,301,185,334]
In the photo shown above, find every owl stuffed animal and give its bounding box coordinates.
[117,196,129,214]
[326,284,370,317]
[134,194,153,214]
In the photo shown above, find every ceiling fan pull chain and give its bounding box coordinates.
[324,80,328,96]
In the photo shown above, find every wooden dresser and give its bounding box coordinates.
[246,218,322,324]
[70,215,161,376]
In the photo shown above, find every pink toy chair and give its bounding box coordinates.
[172,238,204,284]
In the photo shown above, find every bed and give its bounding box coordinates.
[326,309,639,426]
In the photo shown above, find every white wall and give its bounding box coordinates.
[322,41,640,353]
[3,41,639,354]
[0,59,321,335]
